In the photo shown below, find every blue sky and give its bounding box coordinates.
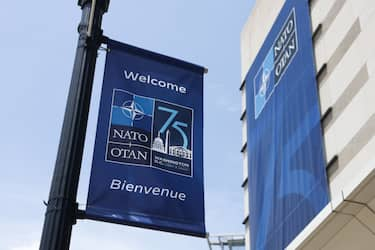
[0,1,253,249]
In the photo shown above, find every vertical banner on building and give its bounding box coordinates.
[246,0,329,249]
[86,39,205,237]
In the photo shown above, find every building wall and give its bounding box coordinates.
[240,0,375,249]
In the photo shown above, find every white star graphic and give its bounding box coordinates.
[121,100,145,122]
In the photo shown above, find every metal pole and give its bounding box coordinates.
[39,1,109,249]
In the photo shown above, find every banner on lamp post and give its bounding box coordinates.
[86,39,205,237]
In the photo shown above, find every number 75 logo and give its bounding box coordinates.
[157,106,189,149]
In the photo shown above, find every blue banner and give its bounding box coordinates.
[86,39,205,237]
[245,0,329,249]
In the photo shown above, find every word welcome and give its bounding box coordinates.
[124,70,187,94]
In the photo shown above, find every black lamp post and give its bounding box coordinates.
[40,1,109,249]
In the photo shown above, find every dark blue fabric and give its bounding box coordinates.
[245,1,329,249]
[86,39,205,237]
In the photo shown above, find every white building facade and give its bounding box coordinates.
[241,0,375,249]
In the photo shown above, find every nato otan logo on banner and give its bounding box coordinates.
[254,8,298,119]
[86,39,205,237]
[107,89,194,177]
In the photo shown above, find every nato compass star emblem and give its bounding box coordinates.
[259,68,271,97]
[120,100,145,125]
